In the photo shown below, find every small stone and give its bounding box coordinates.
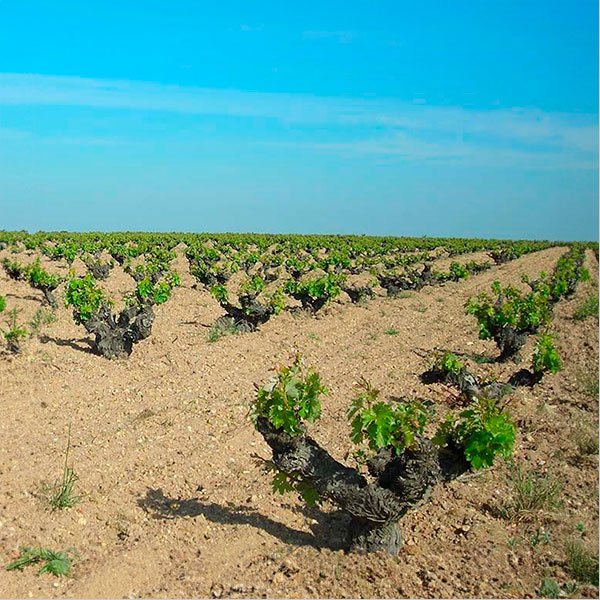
[282,558,299,575]
[272,572,286,585]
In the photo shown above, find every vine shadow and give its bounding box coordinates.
[39,334,96,355]
[137,487,348,551]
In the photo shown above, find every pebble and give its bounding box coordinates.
[272,571,286,585]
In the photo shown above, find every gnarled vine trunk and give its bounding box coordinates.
[82,304,154,359]
[256,417,467,554]
[343,285,373,304]
[495,326,529,362]
[421,362,513,403]
[41,287,58,308]
[217,295,274,331]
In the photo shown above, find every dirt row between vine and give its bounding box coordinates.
[0,246,597,598]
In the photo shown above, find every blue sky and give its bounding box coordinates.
[0,1,597,240]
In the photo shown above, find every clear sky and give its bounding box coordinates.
[0,0,597,240]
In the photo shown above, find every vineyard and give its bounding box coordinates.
[0,232,598,598]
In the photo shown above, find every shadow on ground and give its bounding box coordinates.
[39,334,96,355]
[137,487,349,551]
[5,292,41,302]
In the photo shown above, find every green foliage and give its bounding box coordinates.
[65,274,108,323]
[564,539,599,585]
[550,247,589,300]
[267,287,287,315]
[240,275,266,297]
[2,308,28,350]
[532,334,562,375]
[135,271,180,305]
[271,470,320,506]
[449,261,468,280]
[347,378,430,454]
[6,547,76,577]
[1,257,29,280]
[573,293,598,321]
[251,355,326,436]
[433,351,464,376]
[433,396,515,469]
[466,281,550,341]
[27,258,61,290]
[210,283,229,304]
[285,274,344,303]
[0,295,5,312]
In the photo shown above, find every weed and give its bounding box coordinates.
[573,292,598,321]
[384,328,399,335]
[575,522,586,534]
[45,423,79,510]
[207,319,240,343]
[561,581,580,596]
[578,368,599,399]
[571,425,598,456]
[306,332,320,341]
[465,353,496,364]
[538,578,561,598]
[564,539,599,585]
[2,308,27,353]
[538,578,580,599]
[501,465,563,521]
[529,527,551,547]
[6,547,76,577]
[29,307,57,337]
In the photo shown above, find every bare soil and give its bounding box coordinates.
[0,246,597,599]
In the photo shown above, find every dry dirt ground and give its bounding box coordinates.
[0,246,598,599]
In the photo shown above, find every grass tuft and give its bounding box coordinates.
[571,425,599,457]
[44,424,80,510]
[207,319,240,343]
[29,308,57,337]
[578,368,599,399]
[501,465,563,521]
[564,539,599,585]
